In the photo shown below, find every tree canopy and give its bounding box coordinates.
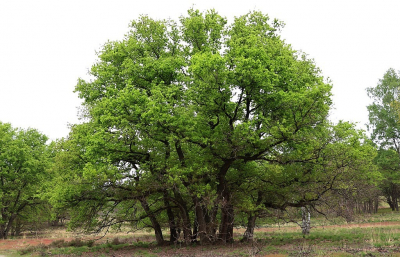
[367,68,400,210]
[0,122,50,239]
[367,68,400,151]
[49,9,377,245]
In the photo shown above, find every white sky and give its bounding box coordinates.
[1,0,399,141]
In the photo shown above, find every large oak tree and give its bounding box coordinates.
[50,9,375,245]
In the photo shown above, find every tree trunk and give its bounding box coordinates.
[374,198,379,213]
[242,191,262,242]
[194,201,209,244]
[173,190,192,244]
[209,204,219,239]
[0,221,14,239]
[164,192,178,243]
[219,202,234,243]
[0,224,6,239]
[192,213,198,242]
[242,214,256,242]
[387,196,395,211]
[140,198,164,245]
[203,205,216,241]
[10,217,22,237]
[216,160,234,243]
[0,212,16,239]
[301,207,311,236]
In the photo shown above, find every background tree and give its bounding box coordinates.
[236,121,378,239]
[367,68,400,210]
[374,149,400,211]
[0,122,50,239]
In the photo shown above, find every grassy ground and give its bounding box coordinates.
[2,209,400,256]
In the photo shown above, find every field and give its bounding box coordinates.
[2,209,400,256]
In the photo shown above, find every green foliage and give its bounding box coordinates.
[49,8,377,243]
[234,121,378,220]
[0,121,51,239]
[367,68,400,149]
[367,68,400,211]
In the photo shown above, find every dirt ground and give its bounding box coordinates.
[1,221,400,255]
[0,238,55,251]
[0,234,284,256]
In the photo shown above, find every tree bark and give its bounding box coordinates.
[173,190,192,244]
[219,201,234,243]
[0,212,16,239]
[140,198,164,245]
[387,196,395,211]
[0,224,6,239]
[242,214,256,242]
[193,197,209,244]
[242,191,262,242]
[192,213,198,242]
[301,207,311,235]
[374,198,379,213]
[164,192,178,243]
[203,205,216,241]
[216,160,234,243]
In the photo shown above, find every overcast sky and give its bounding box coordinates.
[1,0,399,141]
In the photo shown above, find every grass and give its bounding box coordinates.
[5,208,400,256]
[14,236,159,256]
